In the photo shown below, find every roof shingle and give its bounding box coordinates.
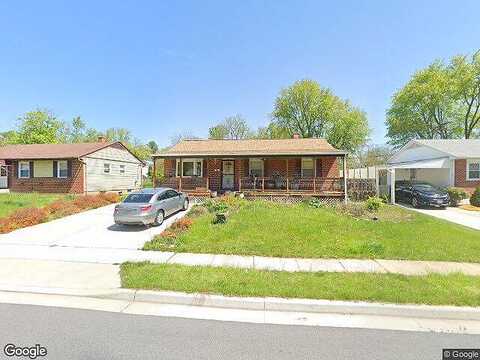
[0,142,117,160]
[155,138,346,157]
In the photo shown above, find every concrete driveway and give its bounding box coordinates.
[399,204,480,230]
[0,204,188,250]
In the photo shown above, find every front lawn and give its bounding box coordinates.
[0,192,70,218]
[144,199,480,262]
[121,262,480,307]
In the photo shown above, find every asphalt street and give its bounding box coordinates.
[0,303,478,360]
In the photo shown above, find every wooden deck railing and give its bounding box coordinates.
[157,176,208,191]
[239,177,344,193]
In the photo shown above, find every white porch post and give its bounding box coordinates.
[375,166,380,197]
[390,168,396,204]
[449,158,456,186]
[343,155,348,203]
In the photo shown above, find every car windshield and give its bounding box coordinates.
[412,183,438,191]
[123,193,154,203]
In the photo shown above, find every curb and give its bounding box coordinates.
[103,288,480,321]
[2,286,480,321]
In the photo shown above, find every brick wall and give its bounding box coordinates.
[455,159,480,194]
[7,159,84,194]
[160,156,341,192]
[321,156,340,178]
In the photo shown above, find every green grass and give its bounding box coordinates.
[144,201,480,262]
[0,192,71,218]
[121,262,480,307]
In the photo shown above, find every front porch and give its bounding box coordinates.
[153,156,347,199]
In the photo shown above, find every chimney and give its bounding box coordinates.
[292,133,300,139]
[98,136,107,143]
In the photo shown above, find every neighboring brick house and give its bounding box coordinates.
[152,137,348,199]
[386,139,480,202]
[0,140,144,194]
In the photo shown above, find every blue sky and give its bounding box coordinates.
[0,1,479,147]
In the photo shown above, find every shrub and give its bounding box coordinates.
[100,192,121,203]
[160,230,177,239]
[170,217,193,232]
[0,207,49,233]
[44,199,80,218]
[447,187,468,206]
[213,212,228,224]
[335,202,366,218]
[365,196,383,212]
[204,200,229,213]
[73,195,109,209]
[187,205,208,218]
[471,187,480,207]
[308,198,324,208]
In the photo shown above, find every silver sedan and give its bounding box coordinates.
[114,188,189,226]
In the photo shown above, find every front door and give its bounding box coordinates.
[222,160,235,190]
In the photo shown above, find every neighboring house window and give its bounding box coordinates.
[249,159,264,177]
[18,161,30,178]
[119,165,126,174]
[176,159,203,177]
[104,163,111,174]
[467,159,480,180]
[301,158,314,177]
[57,160,68,178]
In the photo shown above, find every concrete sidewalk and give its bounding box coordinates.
[1,246,480,276]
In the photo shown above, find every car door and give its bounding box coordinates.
[156,191,170,215]
[166,190,181,213]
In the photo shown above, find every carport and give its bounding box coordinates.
[385,157,453,204]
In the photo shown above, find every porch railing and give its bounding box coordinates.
[239,177,344,193]
[157,176,208,191]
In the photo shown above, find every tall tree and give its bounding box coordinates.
[170,131,198,145]
[15,109,65,144]
[386,62,463,147]
[147,140,159,153]
[256,122,290,139]
[271,79,370,152]
[450,51,480,138]
[208,114,252,139]
[208,124,229,139]
[105,127,132,143]
[66,116,87,143]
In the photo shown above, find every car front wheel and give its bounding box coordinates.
[153,210,164,226]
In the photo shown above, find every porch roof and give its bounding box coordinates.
[154,138,347,158]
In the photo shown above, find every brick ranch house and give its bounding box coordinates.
[384,139,480,202]
[152,137,348,200]
[0,140,144,193]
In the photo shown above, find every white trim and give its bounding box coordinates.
[103,162,111,174]
[466,158,480,181]
[57,160,68,178]
[176,158,203,177]
[248,158,264,177]
[119,164,126,175]
[18,161,30,179]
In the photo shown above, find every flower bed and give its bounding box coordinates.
[0,193,120,234]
